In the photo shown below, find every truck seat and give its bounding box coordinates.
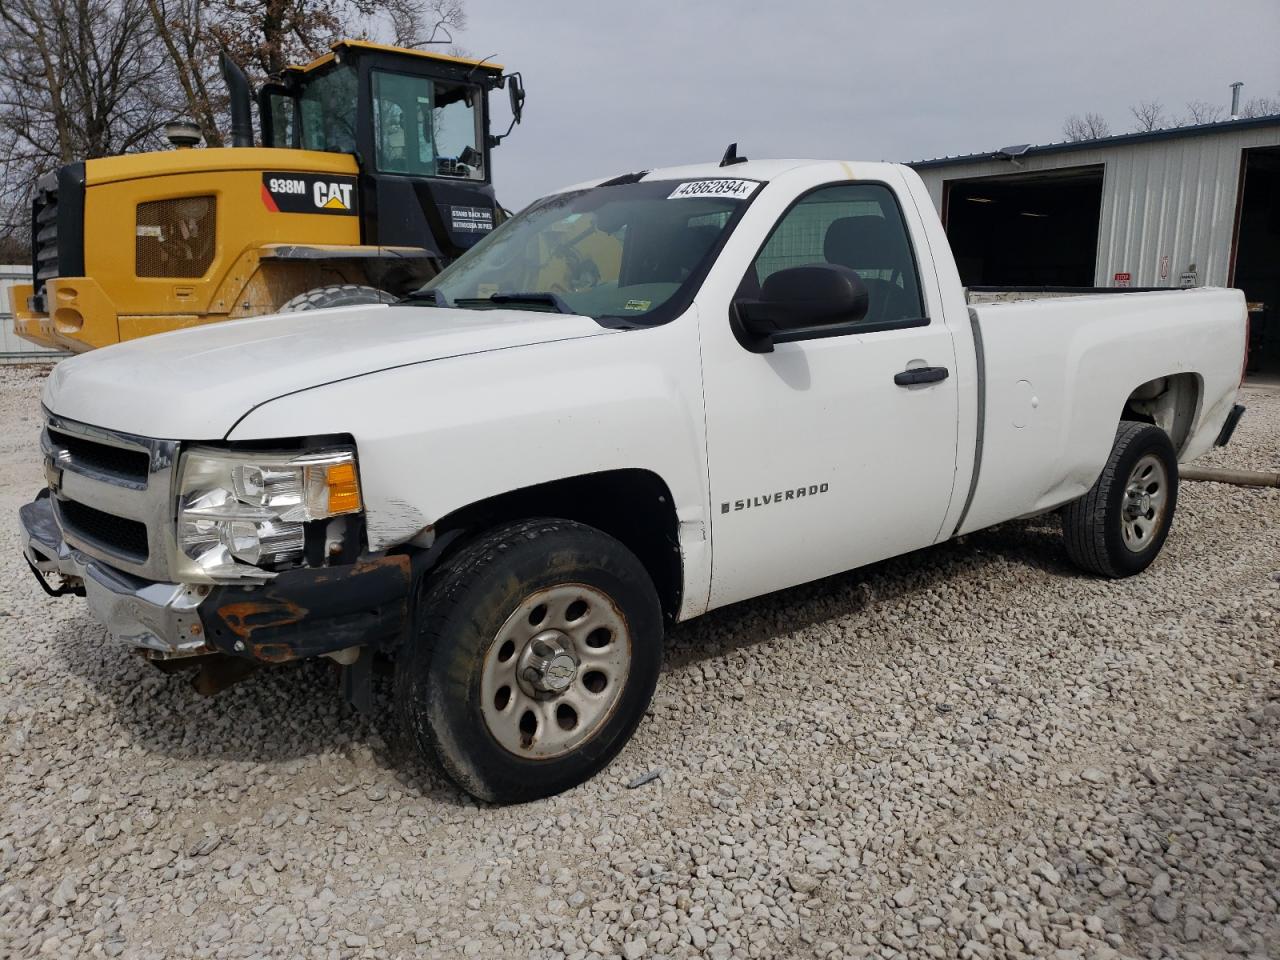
[823,215,920,323]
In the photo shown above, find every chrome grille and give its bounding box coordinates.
[46,428,151,484]
[42,411,179,581]
[56,499,149,561]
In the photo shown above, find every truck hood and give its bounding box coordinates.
[44,304,612,439]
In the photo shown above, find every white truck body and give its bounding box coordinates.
[20,156,1249,799]
[36,159,1246,620]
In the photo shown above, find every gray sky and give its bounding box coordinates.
[465,0,1280,209]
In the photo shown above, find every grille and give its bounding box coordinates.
[59,498,149,561]
[32,181,59,289]
[47,428,150,483]
[136,195,217,278]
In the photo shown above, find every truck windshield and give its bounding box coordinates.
[418,178,759,322]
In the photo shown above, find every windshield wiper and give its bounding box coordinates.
[398,289,451,307]
[454,291,573,314]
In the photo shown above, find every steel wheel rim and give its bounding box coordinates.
[480,583,632,759]
[1120,453,1168,553]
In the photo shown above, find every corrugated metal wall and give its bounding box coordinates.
[0,265,65,363]
[912,125,1280,288]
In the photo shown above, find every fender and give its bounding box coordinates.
[227,310,715,618]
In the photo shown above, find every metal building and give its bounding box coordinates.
[909,115,1280,374]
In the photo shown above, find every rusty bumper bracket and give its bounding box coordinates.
[200,554,412,663]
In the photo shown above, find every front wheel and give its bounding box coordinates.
[1062,421,1179,578]
[396,519,663,803]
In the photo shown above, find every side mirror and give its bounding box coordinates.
[489,74,526,148]
[732,264,869,353]
[507,73,526,125]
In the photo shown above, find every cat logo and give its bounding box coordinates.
[261,172,358,216]
[314,181,353,211]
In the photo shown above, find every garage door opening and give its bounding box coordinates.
[943,166,1104,286]
[1233,146,1280,377]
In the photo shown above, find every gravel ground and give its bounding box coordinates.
[1,366,1277,960]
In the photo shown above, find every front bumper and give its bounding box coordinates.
[11,276,121,353]
[20,492,413,661]
[21,494,207,654]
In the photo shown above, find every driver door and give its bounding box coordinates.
[702,180,960,608]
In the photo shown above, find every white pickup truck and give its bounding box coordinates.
[21,157,1248,802]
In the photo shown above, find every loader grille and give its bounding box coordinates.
[28,164,86,307]
[135,196,217,278]
[33,189,59,288]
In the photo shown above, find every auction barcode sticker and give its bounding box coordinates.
[667,179,760,200]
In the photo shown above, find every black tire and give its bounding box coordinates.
[396,518,663,803]
[1062,421,1179,578]
[278,284,397,312]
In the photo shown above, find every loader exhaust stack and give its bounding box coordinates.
[220,53,255,148]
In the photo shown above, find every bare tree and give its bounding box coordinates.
[1239,93,1280,118]
[146,0,226,146]
[0,0,172,258]
[1062,112,1111,142]
[1129,100,1168,132]
[1183,100,1224,125]
[208,0,468,83]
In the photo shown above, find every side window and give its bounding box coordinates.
[299,66,357,153]
[744,183,925,326]
[267,93,296,148]
[373,71,485,180]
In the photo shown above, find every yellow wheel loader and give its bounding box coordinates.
[10,40,526,352]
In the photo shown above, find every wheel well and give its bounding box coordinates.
[430,470,683,621]
[1121,372,1201,455]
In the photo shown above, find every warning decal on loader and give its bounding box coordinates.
[261,173,358,215]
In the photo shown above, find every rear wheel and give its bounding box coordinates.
[396,518,663,803]
[278,284,397,312]
[1062,421,1179,577]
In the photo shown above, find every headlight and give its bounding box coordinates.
[176,447,362,579]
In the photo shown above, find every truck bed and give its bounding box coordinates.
[957,286,1247,536]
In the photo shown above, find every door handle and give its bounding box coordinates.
[894,366,949,386]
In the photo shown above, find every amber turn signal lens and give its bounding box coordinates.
[324,461,361,514]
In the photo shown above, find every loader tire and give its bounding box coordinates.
[279,284,398,312]
[1062,421,1179,578]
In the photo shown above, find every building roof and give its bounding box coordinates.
[910,113,1280,170]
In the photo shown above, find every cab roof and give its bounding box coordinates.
[557,158,907,195]
[291,39,504,75]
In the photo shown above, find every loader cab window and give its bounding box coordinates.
[266,91,298,148]
[420,178,759,324]
[299,65,358,153]
[373,70,484,180]
[744,183,925,325]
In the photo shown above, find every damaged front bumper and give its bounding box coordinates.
[20,492,412,662]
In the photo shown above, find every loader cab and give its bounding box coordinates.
[257,41,524,260]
